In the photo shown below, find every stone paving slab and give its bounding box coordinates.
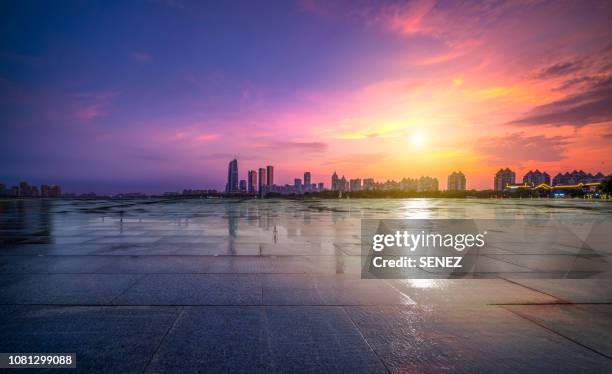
[487,254,610,273]
[113,274,262,305]
[0,244,110,256]
[259,243,340,256]
[0,254,355,274]
[0,255,117,274]
[0,305,179,373]
[345,305,612,373]
[95,255,218,274]
[387,279,560,306]
[84,236,163,244]
[262,275,415,306]
[145,306,387,373]
[502,279,612,303]
[503,304,612,359]
[0,274,141,304]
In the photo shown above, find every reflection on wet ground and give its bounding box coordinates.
[0,198,611,372]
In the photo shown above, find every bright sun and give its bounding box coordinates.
[410,132,426,148]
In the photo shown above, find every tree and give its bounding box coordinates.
[600,174,612,195]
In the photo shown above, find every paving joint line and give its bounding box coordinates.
[502,306,612,361]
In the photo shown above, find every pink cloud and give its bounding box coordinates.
[379,0,436,36]
[195,133,220,142]
[71,91,115,122]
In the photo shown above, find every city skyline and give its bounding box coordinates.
[1,1,611,193]
[2,162,609,196]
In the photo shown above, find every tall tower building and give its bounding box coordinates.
[266,165,274,187]
[258,168,267,193]
[331,172,339,191]
[339,176,348,192]
[226,159,239,193]
[247,170,257,193]
[447,172,466,191]
[303,172,311,189]
[494,168,515,191]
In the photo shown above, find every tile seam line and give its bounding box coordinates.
[498,277,569,303]
[502,306,612,361]
[140,306,186,374]
[341,306,391,374]
[108,273,149,305]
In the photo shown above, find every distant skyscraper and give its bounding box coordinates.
[447,172,466,191]
[294,178,301,191]
[339,176,348,192]
[331,172,339,191]
[226,159,239,193]
[349,178,362,191]
[331,173,349,192]
[317,182,324,191]
[258,168,267,193]
[247,170,257,193]
[239,180,247,192]
[266,165,274,187]
[494,168,515,191]
[363,178,375,190]
[303,172,311,188]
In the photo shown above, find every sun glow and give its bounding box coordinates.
[410,132,426,148]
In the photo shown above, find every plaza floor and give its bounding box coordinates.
[0,199,611,373]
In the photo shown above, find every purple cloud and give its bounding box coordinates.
[536,61,582,79]
[509,77,612,127]
[476,132,572,163]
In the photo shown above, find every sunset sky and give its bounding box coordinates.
[1,0,611,193]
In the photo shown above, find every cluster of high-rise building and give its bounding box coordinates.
[331,172,445,192]
[225,159,324,195]
[494,168,606,192]
[225,160,274,193]
[0,182,62,197]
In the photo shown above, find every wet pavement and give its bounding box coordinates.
[0,198,611,372]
